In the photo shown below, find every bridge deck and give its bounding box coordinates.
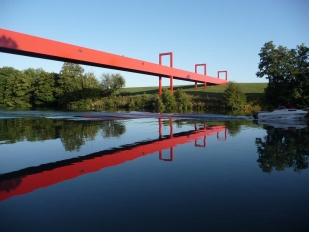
[0,28,227,84]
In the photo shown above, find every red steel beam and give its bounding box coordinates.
[0,125,226,202]
[0,28,227,85]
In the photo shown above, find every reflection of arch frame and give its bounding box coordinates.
[195,136,206,147]
[217,129,227,141]
[159,149,174,161]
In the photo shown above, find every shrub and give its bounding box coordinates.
[128,98,136,108]
[152,94,165,112]
[223,82,247,109]
[161,88,177,109]
[174,89,192,110]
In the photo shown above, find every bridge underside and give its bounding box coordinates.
[0,28,227,91]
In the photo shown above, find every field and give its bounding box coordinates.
[121,83,268,100]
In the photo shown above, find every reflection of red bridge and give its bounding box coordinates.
[0,28,227,95]
[0,121,226,202]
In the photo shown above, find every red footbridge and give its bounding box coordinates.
[0,121,227,202]
[0,28,227,95]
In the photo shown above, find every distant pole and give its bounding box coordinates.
[159,76,162,96]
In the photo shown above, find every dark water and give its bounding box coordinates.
[0,110,309,232]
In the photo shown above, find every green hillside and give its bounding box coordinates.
[121,83,267,99]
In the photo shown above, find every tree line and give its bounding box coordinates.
[0,62,193,111]
[0,118,126,151]
[0,62,194,111]
[0,62,125,108]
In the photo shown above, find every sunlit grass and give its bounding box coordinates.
[120,83,267,99]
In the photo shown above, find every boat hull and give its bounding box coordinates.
[254,109,308,120]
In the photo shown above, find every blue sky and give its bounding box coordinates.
[1,0,308,87]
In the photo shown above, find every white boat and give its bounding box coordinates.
[253,106,309,120]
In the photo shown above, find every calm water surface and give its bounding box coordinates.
[0,110,309,232]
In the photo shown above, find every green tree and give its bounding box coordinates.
[100,73,125,96]
[256,41,309,108]
[56,62,85,106]
[76,71,100,93]
[33,69,56,106]
[223,82,246,109]
[23,68,37,81]
[73,71,101,107]
[0,67,17,105]
[83,72,100,88]
[3,68,34,107]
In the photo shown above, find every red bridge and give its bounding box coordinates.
[0,121,227,202]
[0,28,227,95]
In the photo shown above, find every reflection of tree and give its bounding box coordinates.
[224,120,244,137]
[101,120,126,138]
[2,118,56,143]
[59,120,125,151]
[59,122,86,151]
[224,120,261,137]
[1,118,126,152]
[255,127,309,173]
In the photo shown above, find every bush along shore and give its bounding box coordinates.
[91,83,267,114]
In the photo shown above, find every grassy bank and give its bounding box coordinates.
[122,83,267,99]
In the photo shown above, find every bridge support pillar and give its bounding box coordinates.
[195,82,197,89]
[204,82,207,88]
[159,76,162,96]
[170,76,173,93]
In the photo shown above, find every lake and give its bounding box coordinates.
[0,110,309,232]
